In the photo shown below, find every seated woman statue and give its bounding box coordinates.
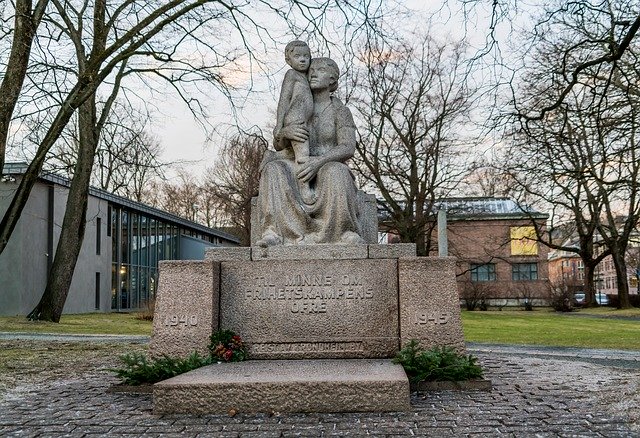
[256,57,365,246]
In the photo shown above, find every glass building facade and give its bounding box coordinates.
[0,162,239,316]
[108,204,236,311]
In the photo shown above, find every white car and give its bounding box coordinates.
[573,292,609,306]
[595,293,609,305]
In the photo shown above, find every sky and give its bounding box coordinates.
[1,0,531,181]
[147,0,514,180]
[103,0,524,181]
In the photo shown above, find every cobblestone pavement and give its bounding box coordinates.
[1,346,639,437]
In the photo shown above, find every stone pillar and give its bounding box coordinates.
[398,257,464,351]
[149,260,220,358]
[438,209,448,257]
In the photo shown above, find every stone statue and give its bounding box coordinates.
[273,40,315,204]
[255,55,366,246]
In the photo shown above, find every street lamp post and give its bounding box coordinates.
[595,272,604,305]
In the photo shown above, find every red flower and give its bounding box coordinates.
[223,350,233,361]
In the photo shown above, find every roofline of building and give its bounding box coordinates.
[3,162,240,244]
[376,196,549,221]
[445,212,549,221]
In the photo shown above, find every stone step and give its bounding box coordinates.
[153,359,410,415]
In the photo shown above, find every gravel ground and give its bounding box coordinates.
[0,339,639,437]
[0,340,146,396]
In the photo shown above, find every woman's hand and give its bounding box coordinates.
[297,156,324,183]
[277,123,309,143]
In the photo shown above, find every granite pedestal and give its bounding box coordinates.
[153,359,410,414]
[150,244,464,414]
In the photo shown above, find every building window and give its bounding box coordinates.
[96,217,101,255]
[107,206,112,237]
[512,263,538,281]
[510,226,538,255]
[95,272,101,310]
[470,263,496,282]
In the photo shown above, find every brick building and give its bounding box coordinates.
[548,232,640,300]
[548,244,585,294]
[595,231,640,298]
[433,198,550,307]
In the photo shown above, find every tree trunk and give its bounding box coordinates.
[28,95,98,322]
[583,263,597,307]
[0,81,87,255]
[611,251,632,309]
[0,0,40,174]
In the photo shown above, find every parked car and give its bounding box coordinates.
[595,293,609,306]
[573,292,610,306]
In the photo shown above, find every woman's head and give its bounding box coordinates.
[308,57,339,92]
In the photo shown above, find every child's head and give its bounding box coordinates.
[285,40,311,72]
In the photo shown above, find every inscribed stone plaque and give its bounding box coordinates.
[149,260,219,358]
[398,257,465,351]
[220,259,398,359]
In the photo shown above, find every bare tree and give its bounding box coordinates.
[461,157,514,197]
[455,0,640,123]
[503,91,612,308]
[48,101,166,201]
[1,0,391,322]
[0,0,391,256]
[518,1,640,122]
[351,35,477,255]
[503,0,640,308]
[154,170,204,223]
[0,0,49,175]
[204,131,267,246]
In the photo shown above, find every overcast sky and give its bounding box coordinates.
[146,0,518,180]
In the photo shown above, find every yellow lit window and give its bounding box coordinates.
[510,226,538,255]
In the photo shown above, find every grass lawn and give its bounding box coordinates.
[572,306,640,317]
[462,308,640,350]
[1,308,639,350]
[0,313,152,336]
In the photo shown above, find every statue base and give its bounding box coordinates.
[149,244,465,413]
[153,358,410,415]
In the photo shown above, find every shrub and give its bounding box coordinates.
[113,329,247,385]
[393,340,483,382]
[546,282,575,312]
[209,329,247,362]
[135,298,155,321]
[112,352,213,385]
[461,281,490,311]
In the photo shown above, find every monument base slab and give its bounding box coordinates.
[153,359,410,414]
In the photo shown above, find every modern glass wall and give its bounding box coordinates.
[110,205,223,311]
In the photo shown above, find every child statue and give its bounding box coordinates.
[274,40,315,204]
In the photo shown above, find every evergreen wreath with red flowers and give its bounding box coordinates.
[208,329,247,362]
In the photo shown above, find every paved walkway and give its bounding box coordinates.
[0,332,149,343]
[1,340,639,437]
